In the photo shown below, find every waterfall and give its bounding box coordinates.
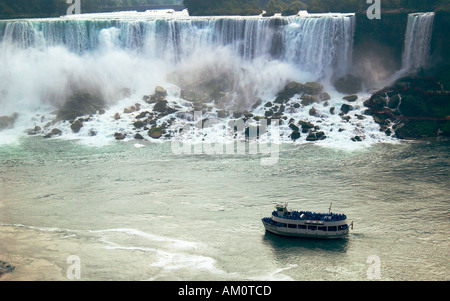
[0,13,355,80]
[402,12,435,73]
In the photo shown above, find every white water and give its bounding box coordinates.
[402,12,435,73]
[390,12,435,83]
[0,11,433,149]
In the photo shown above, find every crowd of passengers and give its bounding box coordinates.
[273,210,347,221]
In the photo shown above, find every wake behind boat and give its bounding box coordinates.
[262,203,352,239]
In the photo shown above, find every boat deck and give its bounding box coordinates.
[272,210,347,222]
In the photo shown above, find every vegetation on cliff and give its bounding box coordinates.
[363,76,450,139]
[0,0,183,19]
[184,0,450,16]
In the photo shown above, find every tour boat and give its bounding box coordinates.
[262,203,351,239]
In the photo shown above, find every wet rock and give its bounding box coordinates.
[56,90,105,121]
[333,74,362,94]
[123,107,134,114]
[264,101,273,107]
[27,125,42,135]
[134,133,145,140]
[145,86,168,104]
[153,100,168,113]
[330,107,335,115]
[274,81,304,103]
[136,111,150,119]
[233,112,242,118]
[70,119,84,133]
[301,94,319,106]
[309,107,319,117]
[148,127,163,139]
[351,135,363,142]
[284,81,304,95]
[343,95,358,102]
[303,82,323,95]
[114,132,126,140]
[388,94,400,109]
[0,113,18,131]
[341,115,351,122]
[114,113,121,120]
[298,120,315,133]
[217,110,229,118]
[43,128,62,138]
[265,110,273,118]
[88,129,97,136]
[155,86,167,98]
[306,131,326,141]
[290,130,301,141]
[340,104,354,114]
[133,120,146,129]
[319,92,331,101]
[288,123,300,132]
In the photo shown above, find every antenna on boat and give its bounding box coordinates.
[329,202,332,214]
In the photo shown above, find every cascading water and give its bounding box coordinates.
[0,13,355,77]
[401,12,435,73]
[0,11,396,148]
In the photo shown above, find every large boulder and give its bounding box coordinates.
[0,113,18,131]
[306,131,326,141]
[341,104,354,114]
[57,90,105,121]
[153,100,168,113]
[148,127,163,139]
[303,82,323,95]
[43,128,62,138]
[333,74,362,94]
[343,95,358,102]
[70,119,84,133]
[155,86,167,98]
[274,81,304,104]
[301,94,319,106]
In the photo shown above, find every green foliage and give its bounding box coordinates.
[0,0,184,19]
[442,121,450,136]
[400,95,428,116]
[184,0,261,16]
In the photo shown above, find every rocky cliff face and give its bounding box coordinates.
[352,12,409,87]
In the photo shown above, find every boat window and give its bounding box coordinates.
[288,224,296,229]
[298,225,306,229]
[318,226,326,231]
[328,226,337,231]
[308,226,317,230]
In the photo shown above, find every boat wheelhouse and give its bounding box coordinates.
[262,203,351,239]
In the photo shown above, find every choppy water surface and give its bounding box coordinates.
[0,138,448,281]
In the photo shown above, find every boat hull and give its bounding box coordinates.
[262,220,349,240]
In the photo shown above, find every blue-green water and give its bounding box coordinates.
[0,137,448,280]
